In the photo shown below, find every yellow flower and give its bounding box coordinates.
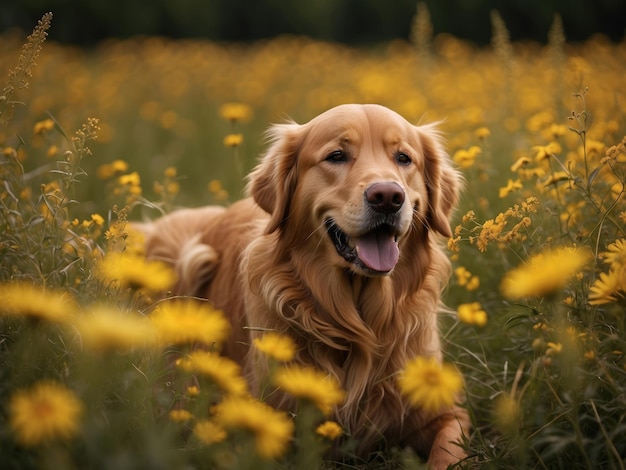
[510,156,531,172]
[493,393,520,432]
[181,351,248,396]
[398,356,463,412]
[546,342,563,356]
[118,171,141,187]
[169,409,194,422]
[219,102,252,123]
[208,179,230,201]
[223,133,244,147]
[253,332,297,362]
[543,171,570,187]
[97,160,129,179]
[274,366,345,415]
[166,181,180,196]
[585,139,606,157]
[110,159,129,173]
[194,420,227,445]
[187,385,200,397]
[532,142,562,162]
[588,268,624,305]
[47,144,58,158]
[603,239,626,268]
[454,266,471,286]
[476,217,505,252]
[72,306,156,351]
[475,127,490,139]
[498,178,523,198]
[454,266,479,290]
[97,252,176,291]
[33,118,55,135]
[208,179,223,193]
[466,275,480,291]
[316,421,343,440]
[548,124,567,138]
[9,381,83,447]
[452,146,481,169]
[526,111,554,132]
[462,210,475,223]
[90,213,105,226]
[214,396,294,459]
[151,300,230,347]
[500,246,591,299]
[457,302,487,327]
[518,167,546,179]
[2,146,17,158]
[584,350,596,360]
[0,282,75,323]
[447,236,461,253]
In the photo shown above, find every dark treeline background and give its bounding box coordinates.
[1,0,625,46]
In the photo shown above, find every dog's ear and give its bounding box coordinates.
[247,122,304,234]
[418,125,462,238]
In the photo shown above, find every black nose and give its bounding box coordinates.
[365,182,405,214]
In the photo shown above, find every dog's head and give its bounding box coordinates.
[247,104,461,276]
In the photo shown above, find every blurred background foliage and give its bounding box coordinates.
[2,0,625,46]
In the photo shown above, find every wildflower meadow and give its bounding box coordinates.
[1,8,626,469]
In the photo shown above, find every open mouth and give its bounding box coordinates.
[325,219,400,274]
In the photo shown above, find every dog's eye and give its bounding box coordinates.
[396,152,412,166]
[325,150,347,163]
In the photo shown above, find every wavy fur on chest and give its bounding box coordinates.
[243,226,450,450]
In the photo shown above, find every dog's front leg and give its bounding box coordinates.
[424,408,469,470]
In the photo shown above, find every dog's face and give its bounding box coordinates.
[248,104,460,276]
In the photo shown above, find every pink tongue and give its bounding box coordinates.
[355,232,399,272]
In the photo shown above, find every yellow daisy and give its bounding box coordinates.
[316,421,343,440]
[475,127,491,139]
[194,420,227,445]
[498,178,523,198]
[33,118,55,135]
[186,385,200,397]
[493,393,520,432]
[72,306,156,351]
[532,141,562,161]
[543,171,570,187]
[214,396,294,459]
[588,268,624,305]
[169,409,194,422]
[97,252,176,292]
[273,366,345,415]
[151,300,230,347]
[0,282,75,323]
[397,356,463,412]
[500,246,591,299]
[223,133,243,148]
[452,146,481,169]
[457,302,488,327]
[218,102,252,123]
[454,266,472,286]
[510,156,531,172]
[9,381,83,446]
[253,332,296,362]
[181,351,248,396]
[603,238,626,267]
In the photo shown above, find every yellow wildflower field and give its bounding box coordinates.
[1,12,625,469]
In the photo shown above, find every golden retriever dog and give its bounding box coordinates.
[140,104,469,468]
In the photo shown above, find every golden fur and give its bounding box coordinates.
[140,104,469,468]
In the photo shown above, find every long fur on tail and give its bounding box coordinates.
[134,207,224,296]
